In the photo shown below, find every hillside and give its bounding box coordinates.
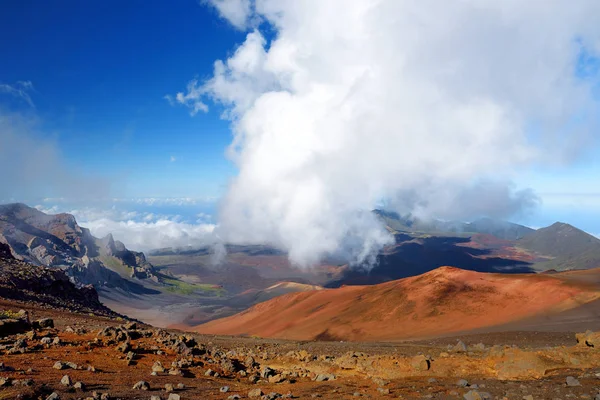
[0,203,157,288]
[518,222,600,271]
[195,266,600,341]
[0,243,117,317]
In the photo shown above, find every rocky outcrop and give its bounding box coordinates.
[0,203,158,288]
[0,252,118,317]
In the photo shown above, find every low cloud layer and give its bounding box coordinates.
[35,202,217,252]
[172,1,600,268]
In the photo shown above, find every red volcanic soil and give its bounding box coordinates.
[193,267,600,341]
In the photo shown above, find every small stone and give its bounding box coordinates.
[269,374,285,383]
[411,354,430,371]
[41,337,52,345]
[46,393,60,400]
[220,386,230,393]
[53,361,65,370]
[151,397,162,400]
[100,394,110,400]
[167,395,180,400]
[464,391,483,400]
[314,373,335,382]
[228,396,241,400]
[35,318,54,329]
[205,368,214,376]
[133,380,150,390]
[457,379,469,387]
[177,383,185,389]
[453,340,467,352]
[248,388,263,398]
[165,383,174,392]
[60,375,72,386]
[152,361,165,373]
[566,376,581,387]
[377,387,391,394]
[74,381,85,390]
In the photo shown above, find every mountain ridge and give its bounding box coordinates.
[0,203,158,289]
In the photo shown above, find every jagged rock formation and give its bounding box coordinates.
[0,203,158,288]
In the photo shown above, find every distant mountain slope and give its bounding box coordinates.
[195,266,600,341]
[0,203,158,288]
[518,222,600,271]
[373,209,534,240]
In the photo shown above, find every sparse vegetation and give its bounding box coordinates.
[0,309,22,320]
[162,276,225,297]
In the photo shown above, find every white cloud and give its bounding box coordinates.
[205,0,252,30]
[0,81,35,107]
[81,218,216,251]
[175,0,600,267]
[170,155,177,162]
[34,204,217,251]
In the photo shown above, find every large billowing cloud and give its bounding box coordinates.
[174,0,600,267]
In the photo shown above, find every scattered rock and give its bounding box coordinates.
[53,361,66,370]
[269,374,286,383]
[453,340,467,352]
[463,390,491,400]
[60,374,72,386]
[46,393,60,400]
[165,383,174,392]
[152,361,165,373]
[220,386,230,393]
[167,394,180,400]
[377,387,391,395]
[411,354,431,371]
[457,379,469,387]
[133,380,150,390]
[566,376,581,387]
[249,388,263,397]
[314,373,336,382]
[74,381,85,390]
[34,318,54,329]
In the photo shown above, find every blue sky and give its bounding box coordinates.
[0,0,240,198]
[2,0,600,252]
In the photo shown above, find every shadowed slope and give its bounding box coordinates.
[194,267,600,341]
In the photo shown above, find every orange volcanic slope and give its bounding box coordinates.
[194,267,600,341]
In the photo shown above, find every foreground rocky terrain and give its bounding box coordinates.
[2,298,600,399]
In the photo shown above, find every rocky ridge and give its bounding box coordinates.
[0,203,157,288]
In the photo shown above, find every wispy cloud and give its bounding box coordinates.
[0,110,110,201]
[170,155,177,162]
[204,0,253,30]
[0,81,35,107]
